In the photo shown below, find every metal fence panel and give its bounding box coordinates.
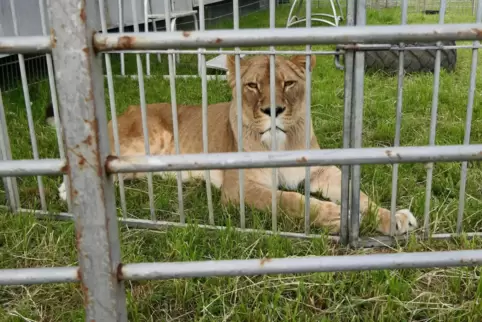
[47,0,127,320]
[93,23,482,50]
[0,0,482,318]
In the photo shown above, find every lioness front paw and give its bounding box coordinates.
[311,202,342,234]
[58,181,67,201]
[394,209,418,235]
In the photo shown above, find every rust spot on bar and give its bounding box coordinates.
[88,118,105,178]
[260,257,272,266]
[75,240,91,306]
[182,31,191,37]
[471,28,482,38]
[50,29,56,48]
[75,229,82,250]
[117,36,135,49]
[82,47,89,55]
[61,163,70,174]
[105,155,119,174]
[297,156,308,163]
[79,156,86,166]
[116,263,124,280]
[84,118,97,129]
[97,163,103,177]
[386,150,402,160]
[84,89,94,102]
[83,135,93,146]
[92,31,103,54]
[215,38,222,44]
[460,258,478,264]
[79,276,90,307]
[340,44,359,51]
[105,155,119,163]
[0,43,13,50]
[80,7,86,22]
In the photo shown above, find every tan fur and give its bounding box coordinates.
[58,55,418,235]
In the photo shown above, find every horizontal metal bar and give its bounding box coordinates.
[0,266,79,285]
[2,243,480,286]
[120,250,482,280]
[18,207,482,248]
[107,145,482,173]
[94,24,482,51]
[336,43,482,51]
[103,49,341,55]
[0,36,52,54]
[107,74,227,81]
[1,145,480,177]
[29,208,339,241]
[0,159,65,177]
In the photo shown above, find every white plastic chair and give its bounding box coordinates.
[286,0,344,27]
[144,0,201,76]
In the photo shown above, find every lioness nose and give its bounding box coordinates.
[261,106,286,117]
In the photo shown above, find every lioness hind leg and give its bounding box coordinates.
[309,165,418,235]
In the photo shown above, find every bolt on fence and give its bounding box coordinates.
[0,0,482,320]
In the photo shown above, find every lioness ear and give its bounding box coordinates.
[226,55,245,88]
[289,55,316,72]
[226,55,236,75]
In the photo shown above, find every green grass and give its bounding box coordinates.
[1,3,482,321]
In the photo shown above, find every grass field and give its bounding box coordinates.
[1,3,482,321]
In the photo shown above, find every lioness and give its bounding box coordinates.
[52,54,417,235]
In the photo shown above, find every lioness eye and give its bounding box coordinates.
[246,82,258,89]
[284,80,296,88]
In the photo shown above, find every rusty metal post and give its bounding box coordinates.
[47,0,128,320]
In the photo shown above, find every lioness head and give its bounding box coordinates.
[226,54,316,148]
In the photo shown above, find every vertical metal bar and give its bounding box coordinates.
[340,0,356,246]
[10,0,47,211]
[0,147,8,207]
[48,0,128,320]
[198,0,215,225]
[456,1,481,234]
[164,0,185,223]
[100,0,128,219]
[145,0,151,76]
[131,0,157,222]
[303,0,312,235]
[389,0,408,236]
[423,0,446,238]
[233,0,246,228]
[349,0,366,246]
[118,0,125,75]
[39,0,72,213]
[269,0,278,232]
[0,89,20,211]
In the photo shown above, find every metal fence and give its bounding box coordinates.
[1,0,479,90]
[367,0,478,13]
[1,0,482,319]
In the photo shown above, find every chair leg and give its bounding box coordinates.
[193,13,201,76]
[144,1,150,75]
[154,19,162,63]
[171,18,180,65]
[169,18,178,76]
